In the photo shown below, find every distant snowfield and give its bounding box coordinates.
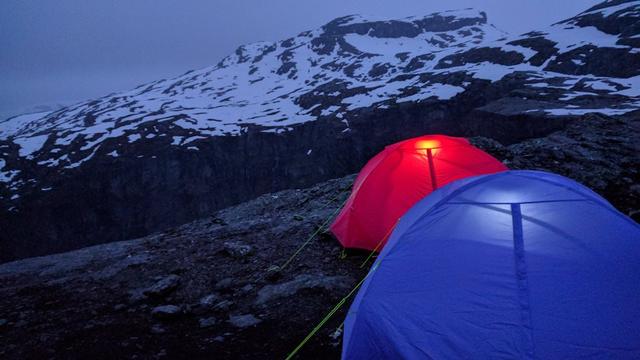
[0,111,51,138]
[0,3,638,175]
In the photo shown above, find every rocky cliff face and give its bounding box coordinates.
[1,0,639,262]
[0,110,637,359]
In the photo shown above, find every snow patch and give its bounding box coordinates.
[580,2,639,18]
[397,83,465,102]
[0,160,19,183]
[544,107,636,116]
[0,112,50,139]
[14,134,48,158]
[585,79,617,91]
[171,136,183,145]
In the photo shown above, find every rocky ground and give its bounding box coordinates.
[0,174,364,360]
[0,113,638,359]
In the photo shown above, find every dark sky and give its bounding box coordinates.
[0,0,599,119]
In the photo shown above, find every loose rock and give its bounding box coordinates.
[198,317,217,328]
[265,265,282,282]
[228,314,261,328]
[199,294,221,307]
[150,324,166,334]
[151,305,182,319]
[223,242,253,258]
[214,278,234,291]
[143,275,181,298]
[213,300,234,312]
[255,274,351,305]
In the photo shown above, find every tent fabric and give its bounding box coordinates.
[342,171,640,359]
[330,135,507,251]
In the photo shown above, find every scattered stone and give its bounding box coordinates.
[223,242,253,258]
[213,336,225,342]
[113,304,126,311]
[211,217,227,225]
[192,306,210,316]
[128,289,147,304]
[199,294,221,307]
[329,325,343,347]
[265,265,282,282]
[293,215,304,221]
[151,305,182,319]
[199,317,217,328]
[0,319,7,327]
[143,275,181,298]
[255,274,352,305]
[228,314,261,328]
[214,278,234,291]
[240,284,254,293]
[150,324,166,334]
[213,300,234,312]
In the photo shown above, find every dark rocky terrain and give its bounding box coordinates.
[1,0,639,262]
[0,111,638,359]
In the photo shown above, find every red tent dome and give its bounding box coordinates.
[330,135,507,251]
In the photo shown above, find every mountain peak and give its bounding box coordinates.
[321,9,487,38]
[581,0,639,14]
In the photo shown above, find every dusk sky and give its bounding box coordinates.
[1,0,599,120]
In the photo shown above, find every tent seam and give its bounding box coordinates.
[513,171,640,228]
[511,203,536,359]
[401,171,511,234]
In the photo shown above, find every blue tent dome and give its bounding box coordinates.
[343,171,640,359]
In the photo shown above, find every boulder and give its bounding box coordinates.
[255,274,351,305]
[223,242,253,258]
[143,275,181,298]
[199,317,217,328]
[228,314,261,328]
[151,305,182,320]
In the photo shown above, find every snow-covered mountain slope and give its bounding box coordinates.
[1,10,501,146]
[1,0,639,262]
[2,4,639,168]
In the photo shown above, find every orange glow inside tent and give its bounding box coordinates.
[414,139,440,149]
[330,134,508,251]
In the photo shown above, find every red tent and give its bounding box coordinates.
[330,135,507,251]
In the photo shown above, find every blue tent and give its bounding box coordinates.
[342,171,640,359]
